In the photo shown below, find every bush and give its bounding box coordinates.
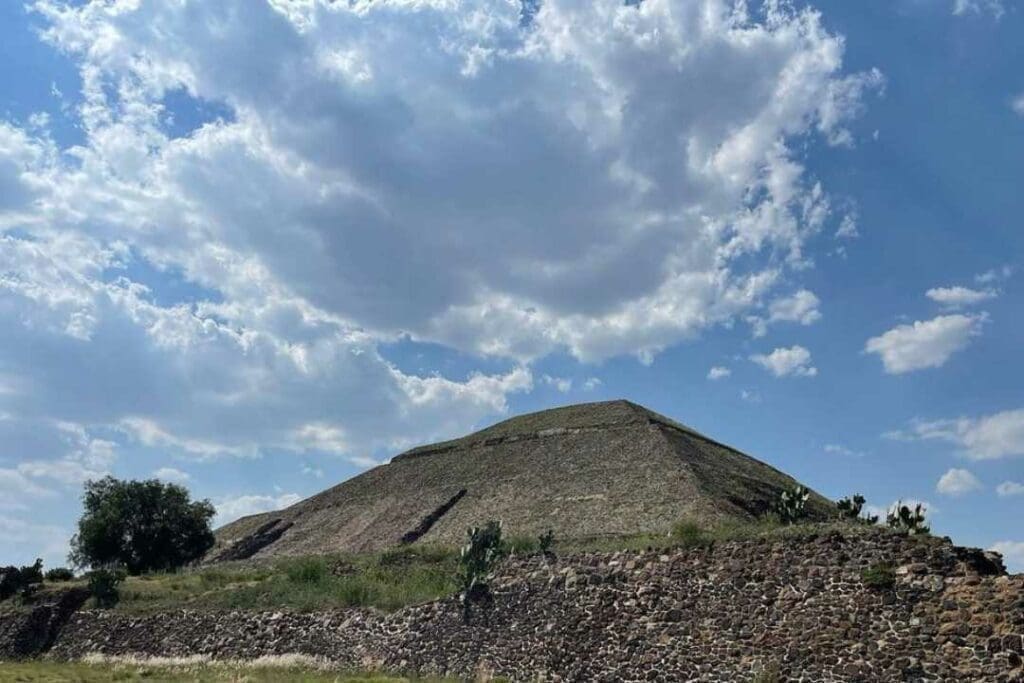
[44,567,76,582]
[836,494,879,525]
[861,562,896,590]
[886,501,930,535]
[285,557,328,585]
[69,476,216,574]
[0,559,44,601]
[671,519,708,548]
[458,521,505,624]
[774,485,809,525]
[538,529,555,557]
[504,535,538,555]
[87,567,127,608]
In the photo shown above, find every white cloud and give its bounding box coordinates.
[925,285,997,309]
[541,375,573,393]
[953,0,1005,18]
[975,265,1013,284]
[990,541,1024,573]
[582,377,602,392]
[750,345,818,378]
[835,213,859,239]
[864,313,986,374]
[888,408,1024,460]
[824,443,864,457]
[153,467,190,483]
[1013,94,1024,116]
[936,467,982,496]
[749,289,822,337]
[301,464,324,479]
[740,389,761,403]
[996,481,1024,497]
[707,366,731,381]
[15,0,879,364]
[213,492,303,528]
[0,0,880,559]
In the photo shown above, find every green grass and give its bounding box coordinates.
[861,561,896,590]
[111,546,458,614]
[0,659,455,682]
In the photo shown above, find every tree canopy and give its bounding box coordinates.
[70,476,216,574]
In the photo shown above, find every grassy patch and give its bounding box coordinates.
[0,658,455,682]
[568,518,888,555]
[861,562,896,590]
[112,546,457,614]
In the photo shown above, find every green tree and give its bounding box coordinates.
[69,477,216,574]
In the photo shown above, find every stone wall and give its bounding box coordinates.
[4,528,1023,681]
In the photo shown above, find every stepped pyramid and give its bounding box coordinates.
[209,400,833,561]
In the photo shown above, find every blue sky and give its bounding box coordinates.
[0,0,1021,571]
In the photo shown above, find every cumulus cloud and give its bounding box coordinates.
[16,0,878,362]
[707,366,731,381]
[990,541,1024,573]
[975,265,1014,284]
[749,290,822,337]
[0,0,879,560]
[996,481,1024,497]
[887,408,1024,460]
[213,492,303,528]
[925,286,997,309]
[153,467,191,483]
[864,314,986,374]
[541,375,573,393]
[750,345,818,378]
[936,467,982,496]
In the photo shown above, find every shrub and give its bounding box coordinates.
[504,535,538,555]
[773,485,809,525]
[285,557,328,585]
[87,567,127,608]
[886,501,930,535]
[538,529,555,556]
[69,476,216,574]
[836,494,879,525]
[861,562,896,590]
[0,559,44,601]
[671,519,708,548]
[458,521,505,624]
[44,567,76,582]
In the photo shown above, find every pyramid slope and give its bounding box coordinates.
[209,401,833,561]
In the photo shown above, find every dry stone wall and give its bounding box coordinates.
[4,529,1023,682]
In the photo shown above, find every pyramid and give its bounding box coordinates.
[209,400,833,561]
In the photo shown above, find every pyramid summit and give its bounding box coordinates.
[209,400,833,561]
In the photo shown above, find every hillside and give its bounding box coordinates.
[209,400,834,561]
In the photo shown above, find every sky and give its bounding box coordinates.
[0,0,1021,571]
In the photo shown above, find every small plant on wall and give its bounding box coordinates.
[458,520,506,624]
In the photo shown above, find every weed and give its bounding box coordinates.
[861,562,896,590]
